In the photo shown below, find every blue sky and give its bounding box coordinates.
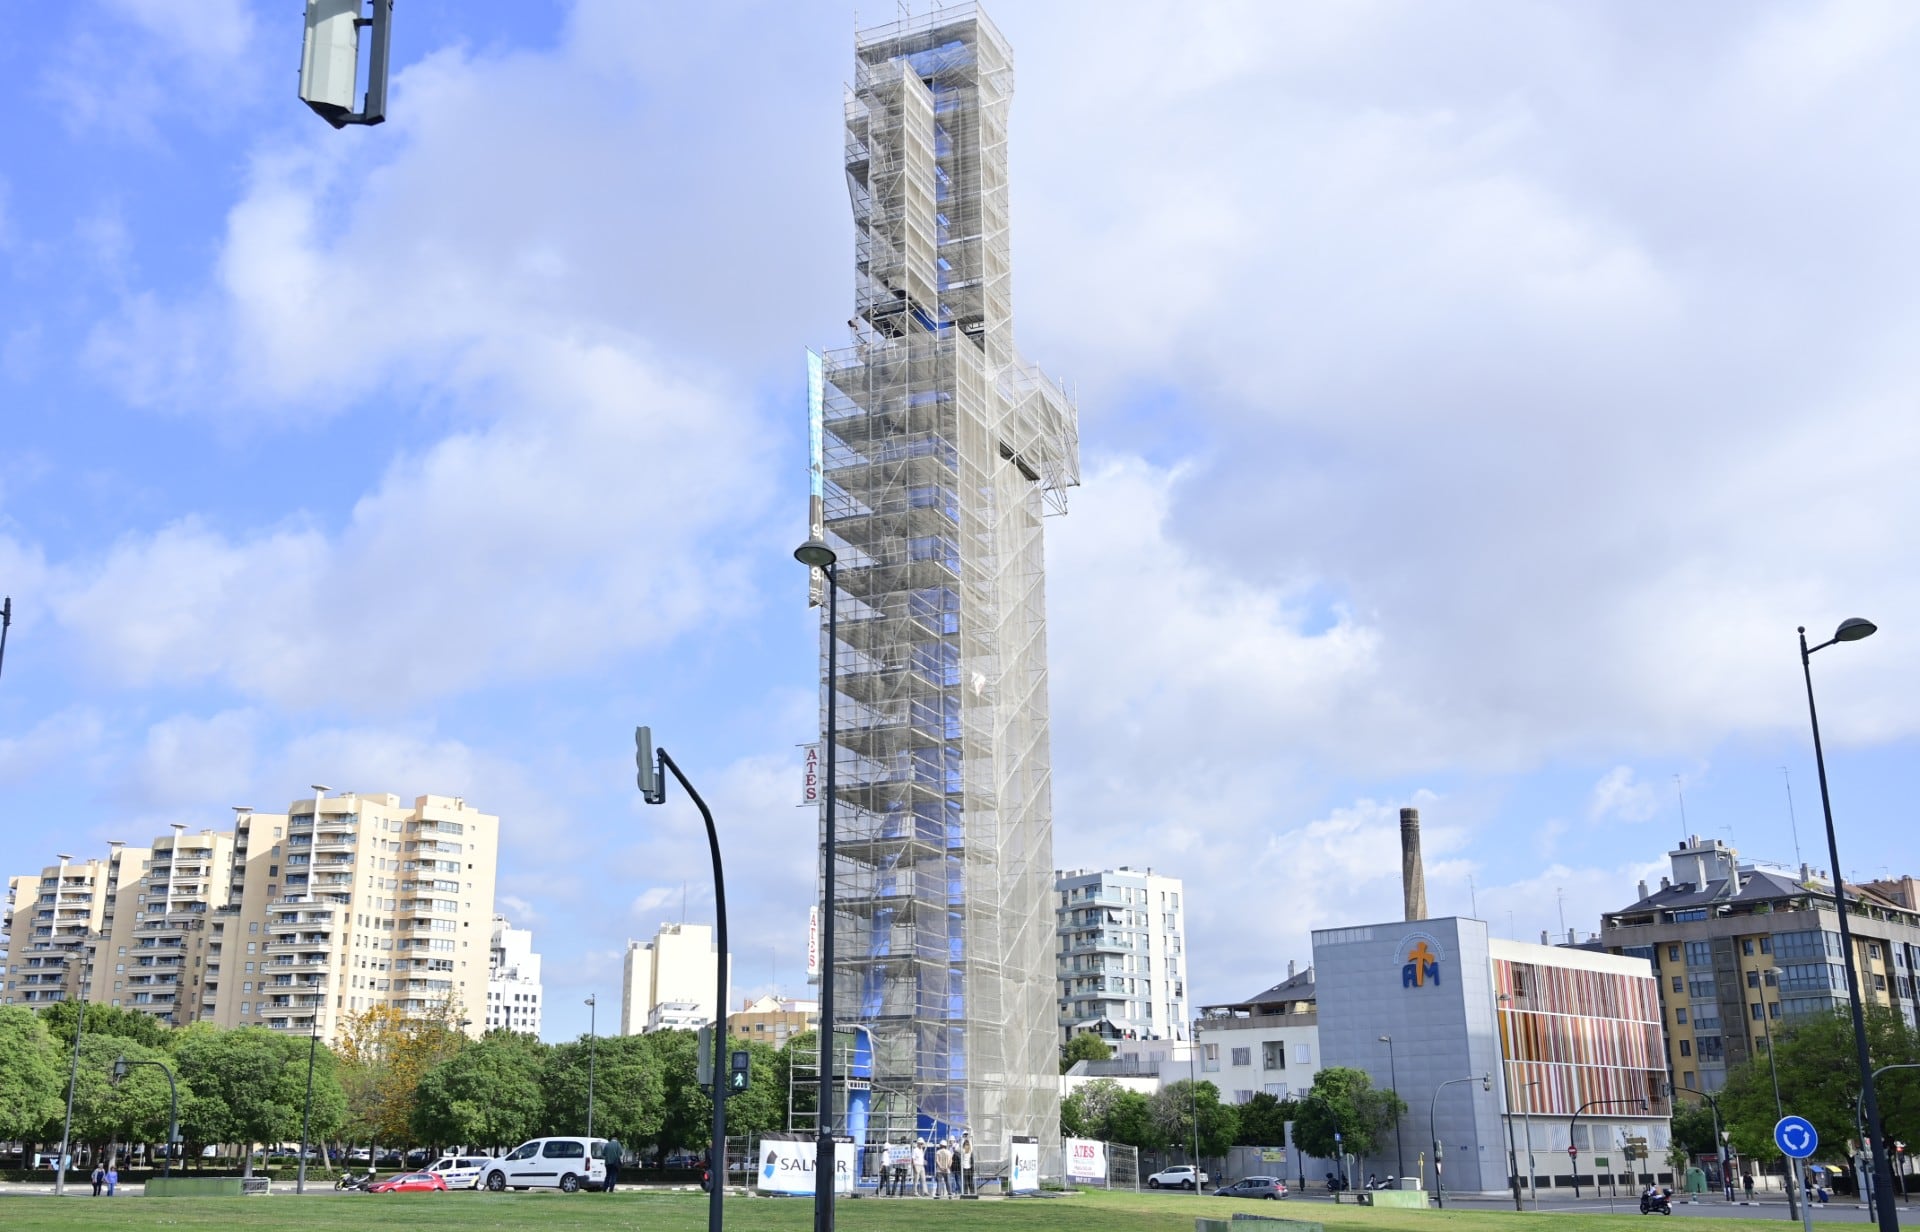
[4,0,1919,1042]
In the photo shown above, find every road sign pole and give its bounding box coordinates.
[1795,1160,1815,1232]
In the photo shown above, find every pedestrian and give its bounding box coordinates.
[105,1164,118,1197]
[603,1139,623,1193]
[910,1139,926,1196]
[935,1141,954,1198]
[1743,1173,1754,1201]
[950,1136,963,1196]
[90,1165,104,1197]
[959,1132,974,1194]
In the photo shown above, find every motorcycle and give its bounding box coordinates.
[1366,1176,1397,1191]
[336,1170,376,1192]
[1638,1187,1673,1215]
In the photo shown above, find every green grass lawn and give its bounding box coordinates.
[0,1185,1789,1232]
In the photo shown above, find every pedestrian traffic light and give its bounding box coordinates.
[696,1024,713,1087]
[636,726,662,802]
[729,1050,750,1094]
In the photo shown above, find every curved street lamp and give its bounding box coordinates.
[585,995,597,1138]
[1430,1073,1489,1208]
[1378,1035,1404,1183]
[1799,618,1899,1232]
[112,1055,179,1179]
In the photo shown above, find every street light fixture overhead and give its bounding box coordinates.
[794,539,837,569]
[1834,618,1877,643]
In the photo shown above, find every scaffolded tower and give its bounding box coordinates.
[809,1,1079,1174]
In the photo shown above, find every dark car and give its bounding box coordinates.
[377,1150,405,1168]
[1212,1176,1287,1200]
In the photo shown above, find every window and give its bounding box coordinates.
[1685,941,1713,967]
[1667,945,1680,962]
[1675,1008,1688,1025]
[506,1143,537,1161]
[1684,1071,1697,1090]
[1769,1002,1781,1019]
[1231,1047,1251,1067]
[1742,940,1755,956]
[1751,1003,1764,1020]
[543,1140,585,1159]
[1512,970,1528,998]
[1870,943,1882,960]
[1297,1044,1311,1063]
[1672,976,1683,993]
[1679,1039,1692,1056]
[1747,971,1760,989]
[1760,936,1773,954]
[1262,1041,1285,1070]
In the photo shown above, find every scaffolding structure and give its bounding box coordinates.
[810,1,1079,1178]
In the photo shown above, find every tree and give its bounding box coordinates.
[639,1029,714,1155]
[1150,1079,1239,1159]
[1718,1004,1920,1165]
[414,1029,549,1150]
[1105,1089,1165,1150]
[1292,1067,1406,1161]
[336,1000,466,1147]
[1063,1078,1122,1139]
[65,1035,180,1156]
[1233,1091,1295,1147]
[38,1001,171,1050]
[173,1024,345,1176]
[1061,1033,1113,1074]
[0,1006,63,1143]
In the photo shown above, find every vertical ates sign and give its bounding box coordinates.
[807,906,820,978]
[801,743,821,805]
[807,349,826,608]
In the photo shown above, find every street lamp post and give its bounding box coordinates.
[0,595,12,681]
[1188,1023,1202,1176]
[636,729,732,1232]
[1857,1066,1920,1221]
[53,896,84,1197]
[1429,1073,1489,1208]
[1799,618,1900,1232]
[1571,1097,1649,1200]
[112,1056,179,1179]
[297,1015,320,1193]
[1670,1086,1725,1201]
[1378,1035,1405,1182]
[795,537,840,1232]
[585,995,597,1138]
[1518,1079,1540,1209]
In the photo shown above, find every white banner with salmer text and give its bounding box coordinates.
[1010,1136,1040,1192]
[757,1137,855,1195]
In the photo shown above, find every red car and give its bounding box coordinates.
[369,1171,449,1193]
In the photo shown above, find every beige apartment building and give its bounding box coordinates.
[1,790,498,1046]
[620,921,730,1035]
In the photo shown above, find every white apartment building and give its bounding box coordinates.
[1194,965,1321,1104]
[2,790,499,1046]
[620,921,729,1034]
[1055,866,1188,1044]
[487,914,544,1035]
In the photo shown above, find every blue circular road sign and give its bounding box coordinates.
[1775,1116,1819,1160]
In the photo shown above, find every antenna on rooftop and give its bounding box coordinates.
[1674,775,1687,832]
[1781,767,1804,870]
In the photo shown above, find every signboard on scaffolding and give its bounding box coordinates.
[801,743,821,805]
[806,906,820,978]
[806,348,827,608]
[758,1136,855,1195]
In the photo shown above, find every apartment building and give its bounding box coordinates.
[487,915,544,1035]
[1195,964,1321,1104]
[620,921,729,1034]
[1055,867,1188,1045]
[1,790,499,1045]
[728,993,818,1050]
[1600,834,1920,1094]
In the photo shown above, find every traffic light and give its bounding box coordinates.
[729,1050,750,1094]
[696,1024,713,1087]
[636,726,661,802]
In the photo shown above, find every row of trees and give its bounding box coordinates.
[0,1000,810,1169]
[1061,1065,1405,1162]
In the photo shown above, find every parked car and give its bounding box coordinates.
[377,1150,405,1168]
[369,1171,449,1193]
[480,1137,608,1193]
[348,1148,373,1164]
[1148,1165,1210,1190]
[427,1155,492,1190]
[1212,1176,1286,1200]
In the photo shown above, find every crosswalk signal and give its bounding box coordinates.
[729,1049,750,1094]
[696,1024,713,1087]
[636,726,662,803]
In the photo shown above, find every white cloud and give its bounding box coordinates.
[1587,766,1660,823]
[136,709,258,807]
[0,709,106,785]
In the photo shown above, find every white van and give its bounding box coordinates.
[480,1137,606,1193]
[428,1154,491,1190]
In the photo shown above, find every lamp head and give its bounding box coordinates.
[1378,1034,1391,1043]
[1482,1074,1492,1092]
[113,1056,129,1081]
[794,539,837,570]
[1834,618,1877,643]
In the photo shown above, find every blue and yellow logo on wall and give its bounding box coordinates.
[1399,932,1444,989]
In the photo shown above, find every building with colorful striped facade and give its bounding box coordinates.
[1313,917,1670,1197]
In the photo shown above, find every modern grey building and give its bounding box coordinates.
[809,1,1079,1172]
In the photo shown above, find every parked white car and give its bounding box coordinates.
[480,1137,607,1193]
[427,1154,492,1190]
[1147,1165,1210,1190]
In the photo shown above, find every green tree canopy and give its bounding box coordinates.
[0,1006,64,1142]
[1105,1088,1165,1150]
[1149,1079,1239,1159]
[415,1028,549,1150]
[1292,1066,1406,1160]
[38,1001,171,1050]
[1717,1004,1920,1162]
[173,1024,345,1172]
[1061,1033,1114,1074]
[1232,1091,1295,1147]
[65,1035,181,1149]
